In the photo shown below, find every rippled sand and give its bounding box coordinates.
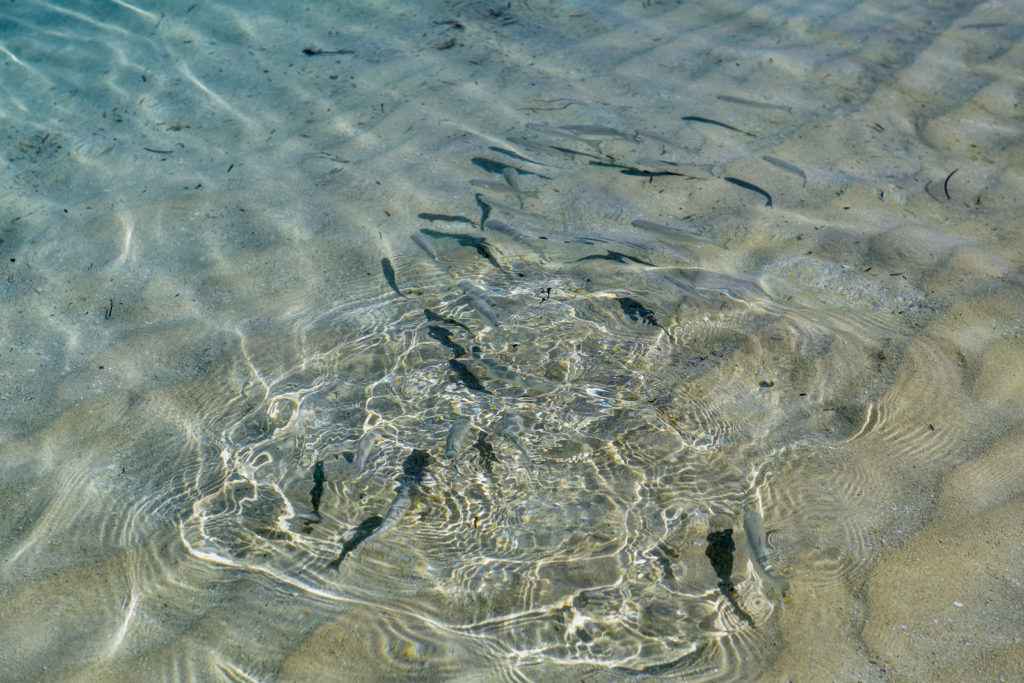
[1,0,1022,680]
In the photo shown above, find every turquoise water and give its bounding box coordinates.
[2,0,1023,680]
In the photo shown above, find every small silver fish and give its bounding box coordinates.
[634,158,716,179]
[379,449,429,534]
[458,281,501,328]
[469,179,522,195]
[743,509,790,599]
[646,271,711,303]
[762,155,807,185]
[716,94,793,113]
[633,129,686,148]
[559,124,630,138]
[631,219,727,249]
[376,484,412,536]
[506,136,561,156]
[476,194,546,221]
[411,232,439,261]
[501,166,521,191]
[353,429,379,472]
[444,417,472,459]
[474,353,526,388]
[688,270,770,303]
[499,413,530,462]
[525,123,600,150]
[484,219,529,242]
[474,349,556,394]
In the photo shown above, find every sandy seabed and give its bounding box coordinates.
[1,0,1022,680]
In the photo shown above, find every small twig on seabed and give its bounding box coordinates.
[944,168,959,200]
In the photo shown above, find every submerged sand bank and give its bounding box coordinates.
[1,0,1022,680]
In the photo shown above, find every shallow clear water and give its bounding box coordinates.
[2,0,1023,680]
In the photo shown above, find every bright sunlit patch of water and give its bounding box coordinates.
[171,192,918,676]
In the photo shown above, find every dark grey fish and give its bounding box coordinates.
[617,297,659,326]
[327,515,384,568]
[681,115,755,137]
[449,359,490,394]
[417,212,475,225]
[428,325,466,357]
[575,250,655,266]
[380,258,406,298]
[724,176,773,207]
[705,529,755,625]
[423,307,472,332]
[309,460,326,522]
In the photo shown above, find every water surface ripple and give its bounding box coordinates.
[1,0,1022,680]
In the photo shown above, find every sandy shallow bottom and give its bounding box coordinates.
[1,0,1023,680]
